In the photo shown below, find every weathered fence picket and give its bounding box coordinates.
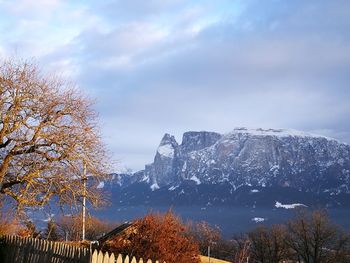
[0,235,163,263]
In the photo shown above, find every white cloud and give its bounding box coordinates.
[5,0,61,18]
[1,0,350,170]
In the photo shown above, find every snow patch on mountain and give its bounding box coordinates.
[275,201,307,209]
[150,183,160,191]
[168,185,179,191]
[157,144,175,158]
[190,175,201,185]
[229,127,338,141]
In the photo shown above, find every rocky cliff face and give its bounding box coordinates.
[136,128,350,194]
[112,128,350,207]
[143,131,222,189]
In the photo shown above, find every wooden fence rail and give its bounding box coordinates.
[0,235,162,263]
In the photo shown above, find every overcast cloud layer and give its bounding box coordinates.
[1,0,350,170]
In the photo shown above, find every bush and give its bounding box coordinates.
[102,210,200,263]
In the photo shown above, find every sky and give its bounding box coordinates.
[1,0,350,171]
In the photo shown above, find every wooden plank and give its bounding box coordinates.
[83,247,90,263]
[108,253,115,263]
[9,235,17,263]
[124,255,130,263]
[68,244,74,262]
[59,243,65,263]
[27,237,36,263]
[67,244,74,262]
[6,235,13,263]
[102,251,109,263]
[40,239,47,263]
[131,256,137,263]
[52,241,60,263]
[12,235,20,263]
[36,238,44,263]
[91,250,98,263]
[97,250,104,263]
[146,259,153,263]
[116,254,123,263]
[16,238,27,262]
[44,241,52,263]
[70,244,75,262]
[75,246,81,263]
[35,239,44,263]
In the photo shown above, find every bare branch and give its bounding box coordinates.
[0,59,111,211]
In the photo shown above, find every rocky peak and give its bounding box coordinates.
[181,131,222,153]
[156,133,178,159]
[145,133,179,188]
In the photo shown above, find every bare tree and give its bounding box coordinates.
[57,214,116,241]
[232,234,251,263]
[0,59,109,211]
[248,224,290,263]
[44,219,60,241]
[286,210,350,263]
[188,221,221,256]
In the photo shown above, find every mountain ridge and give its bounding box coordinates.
[110,128,350,208]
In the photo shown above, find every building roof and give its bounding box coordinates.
[97,222,133,243]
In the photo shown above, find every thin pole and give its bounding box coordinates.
[82,160,87,241]
[208,245,210,263]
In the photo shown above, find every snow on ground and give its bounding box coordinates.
[275,201,307,209]
[250,189,259,193]
[252,217,266,223]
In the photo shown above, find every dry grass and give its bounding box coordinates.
[200,255,232,263]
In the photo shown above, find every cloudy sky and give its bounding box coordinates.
[1,0,350,170]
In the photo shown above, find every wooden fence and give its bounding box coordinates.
[91,250,160,263]
[0,235,162,263]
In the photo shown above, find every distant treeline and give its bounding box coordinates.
[192,209,350,263]
[1,209,350,263]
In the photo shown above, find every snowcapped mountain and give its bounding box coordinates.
[111,128,350,207]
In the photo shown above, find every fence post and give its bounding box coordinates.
[102,251,109,263]
[116,254,123,263]
[97,250,104,263]
[108,253,115,263]
[91,249,98,263]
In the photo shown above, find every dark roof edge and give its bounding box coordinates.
[97,222,133,243]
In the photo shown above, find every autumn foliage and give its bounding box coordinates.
[0,217,23,236]
[102,210,200,263]
[0,59,109,211]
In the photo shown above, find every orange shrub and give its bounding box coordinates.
[103,210,200,263]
